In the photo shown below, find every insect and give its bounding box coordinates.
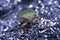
[19,14,38,34]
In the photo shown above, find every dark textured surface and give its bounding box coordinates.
[0,0,60,40]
